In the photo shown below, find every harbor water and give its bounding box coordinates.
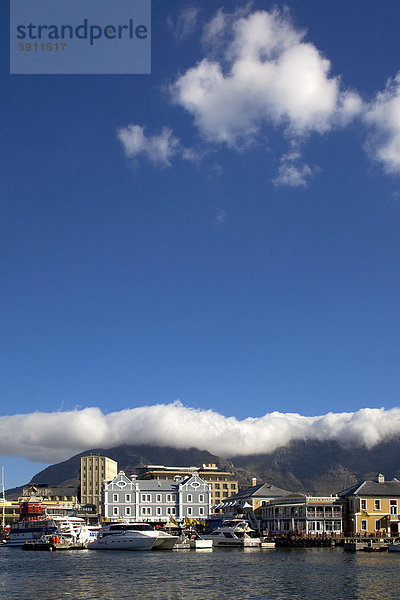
[1,546,400,600]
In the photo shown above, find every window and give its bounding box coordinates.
[141,494,151,503]
[374,500,381,511]
[156,507,162,516]
[125,507,131,516]
[187,507,192,516]
[199,494,204,502]
[215,484,220,489]
[361,520,367,531]
[390,500,397,515]
[125,494,131,503]
[187,494,192,503]
[156,494,161,503]
[141,507,151,516]
[166,507,176,516]
[361,500,367,510]
[113,494,118,502]
[199,507,204,516]
[375,520,381,531]
[113,507,119,516]
[166,494,172,503]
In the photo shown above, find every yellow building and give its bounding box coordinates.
[137,463,239,509]
[218,481,293,519]
[80,455,118,512]
[339,473,400,536]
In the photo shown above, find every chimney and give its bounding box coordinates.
[377,473,385,484]
[252,477,257,487]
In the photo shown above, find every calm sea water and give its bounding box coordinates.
[1,546,400,600]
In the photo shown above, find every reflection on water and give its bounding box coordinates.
[1,547,400,600]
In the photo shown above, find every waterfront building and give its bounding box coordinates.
[23,483,78,504]
[102,470,211,523]
[17,484,98,522]
[216,481,292,518]
[261,494,343,535]
[80,455,118,512]
[1,500,20,526]
[339,473,400,536]
[137,463,238,510]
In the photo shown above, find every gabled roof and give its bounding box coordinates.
[136,480,178,491]
[225,482,293,501]
[339,480,400,498]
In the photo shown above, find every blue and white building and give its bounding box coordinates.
[102,471,211,523]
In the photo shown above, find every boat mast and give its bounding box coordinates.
[1,465,5,529]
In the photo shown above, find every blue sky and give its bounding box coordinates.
[2,0,400,488]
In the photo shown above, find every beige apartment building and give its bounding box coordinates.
[137,463,238,509]
[80,455,118,512]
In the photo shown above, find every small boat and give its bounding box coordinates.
[187,530,213,549]
[260,538,276,549]
[201,520,260,548]
[88,523,158,551]
[388,539,400,552]
[363,540,388,552]
[190,537,213,549]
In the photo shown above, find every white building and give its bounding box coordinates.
[103,471,211,523]
[261,494,343,535]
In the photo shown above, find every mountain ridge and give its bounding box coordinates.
[6,438,400,498]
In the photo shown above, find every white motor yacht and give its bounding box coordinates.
[201,520,260,547]
[88,523,159,551]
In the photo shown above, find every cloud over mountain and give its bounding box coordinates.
[1,403,400,464]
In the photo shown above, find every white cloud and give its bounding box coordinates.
[171,8,361,147]
[364,73,400,174]
[169,6,199,41]
[273,151,313,187]
[1,403,400,464]
[117,124,203,167]
[117,125,181,167]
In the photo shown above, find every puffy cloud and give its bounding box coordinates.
[1,403,400,464]
[273,151,313,187]
[117,125,181,167]
[171,8,361,147]
[117,124,202,167]
[364,73,400,174]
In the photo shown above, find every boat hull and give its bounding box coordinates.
[89,534,156,551]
